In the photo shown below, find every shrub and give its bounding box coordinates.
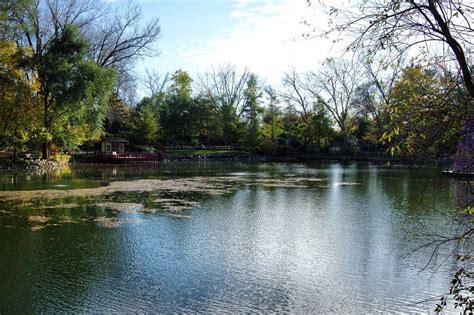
[50,153,71,164]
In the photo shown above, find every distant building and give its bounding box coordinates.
[101,138,129,154]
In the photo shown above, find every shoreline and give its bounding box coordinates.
[0,159,68,172]
[0,152,448,172]
[162,152,443,166]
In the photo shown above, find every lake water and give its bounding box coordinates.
[0,162,471,313]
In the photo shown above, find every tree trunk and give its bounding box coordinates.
[341,129,350,153]
[271,118,275,141]
[42,142,49,160]
[42,88,49,160]
[316,125,321,149]
[428,0,474,99]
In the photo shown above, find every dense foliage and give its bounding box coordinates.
[0,0,160,159]
[0,0,470,163]
[94,63,467,161]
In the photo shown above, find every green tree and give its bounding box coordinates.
[357,55,404,142]
[311,103,334,150]
[5,0,159,157]
[262,87,282,142]
[350,82,388,149]
[159,70,195,144]
[193,95,220,145]
[133,97,159,145]
[0,40,42,159]
[34,25,116,157]
[279,105,303,149]
[281,70,324,152]
[104,95,133,137]
[384,66,467,157]
[199,65,250,145]
[306,59,362,152]
[242,74,263,149]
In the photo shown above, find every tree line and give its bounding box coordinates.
[109,59,470,160]
[0,0,472,163]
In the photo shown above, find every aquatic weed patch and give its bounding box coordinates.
[95,202,145,213]
[0,175,340,229]
[0,176,333,202]
[93,216,144,228]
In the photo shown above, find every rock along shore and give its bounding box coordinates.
[0,159,67,171]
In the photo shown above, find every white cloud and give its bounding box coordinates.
[178,0,343,86]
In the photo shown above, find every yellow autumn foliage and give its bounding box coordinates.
[0,40,42,149]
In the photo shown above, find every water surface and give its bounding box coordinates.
[0,162,470,313]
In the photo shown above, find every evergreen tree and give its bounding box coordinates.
[159,70,195,144]
[262,87,281,142]
[133,97,159,145]
[242,74,263,149]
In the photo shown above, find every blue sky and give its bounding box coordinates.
[138,0,235,74]
[106,0,340,87]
